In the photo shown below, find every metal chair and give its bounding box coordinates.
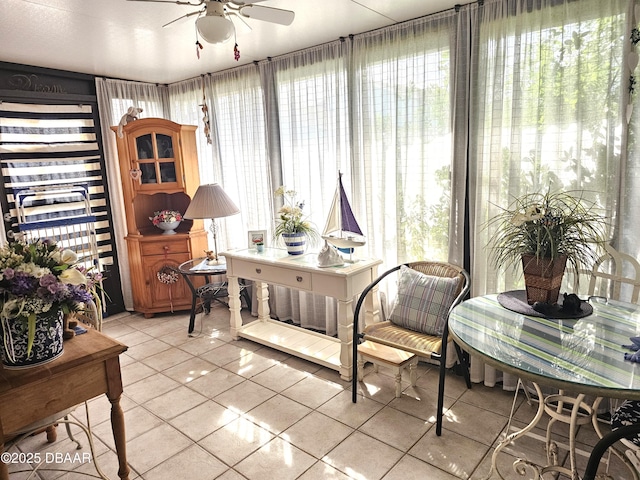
[351,261,471,436]
[6,185,107,477]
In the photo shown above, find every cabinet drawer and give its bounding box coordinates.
[233,262,312,290]
[141,238,190,256]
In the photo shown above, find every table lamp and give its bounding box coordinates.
[184,183,240,264]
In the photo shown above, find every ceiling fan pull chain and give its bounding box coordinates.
[195,21,204,59]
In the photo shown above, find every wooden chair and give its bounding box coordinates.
[351,261,471,436]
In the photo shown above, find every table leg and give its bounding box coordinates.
[255,280,270,322]
[188,292,197,333]
[105,357,130,480]
[337,298,354,381]
[0,419,8,480]
[363,282,381,328]
[568,394,586,479]
[228,275,242,339]
[486,382,546,480]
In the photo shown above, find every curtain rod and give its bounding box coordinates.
[175,0,480,84]
[101,0,482,87]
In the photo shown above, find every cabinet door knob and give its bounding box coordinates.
[163,246,169,251]
[296,276,303,282]
[255,268,262,274]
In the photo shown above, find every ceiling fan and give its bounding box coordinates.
[127,0,295,44]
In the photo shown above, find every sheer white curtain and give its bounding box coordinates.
[168,76,214,185]
[468,0,629,387]
[169,68,272,273]
[259,42,350,334]
[350,11,459,269]
[207,66,272,246]
[619,1,640,264]
[95,78,169,310]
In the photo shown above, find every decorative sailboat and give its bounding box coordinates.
[322,172,366,252]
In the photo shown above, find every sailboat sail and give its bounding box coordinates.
[322,173,365,249]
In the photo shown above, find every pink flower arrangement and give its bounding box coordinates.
[149,210,182,225]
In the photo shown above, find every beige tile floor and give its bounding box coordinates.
[5,303,635,479]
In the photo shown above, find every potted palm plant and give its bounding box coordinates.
[488,190,606,304]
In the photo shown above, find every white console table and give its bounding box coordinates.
[222,248,382,380]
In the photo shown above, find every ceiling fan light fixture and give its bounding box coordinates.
[196,2,235,44]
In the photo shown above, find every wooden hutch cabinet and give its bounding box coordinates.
[112,118,208,317]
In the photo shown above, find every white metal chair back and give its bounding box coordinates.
[586,246,640,476]
[13,184,105,319]
[14,185,100,272]
[587,243,640,303]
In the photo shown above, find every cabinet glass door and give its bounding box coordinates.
[133,132,180,188]
[136,134,154,160]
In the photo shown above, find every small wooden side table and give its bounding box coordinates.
[357,340,418,398]
[0,328,129,480]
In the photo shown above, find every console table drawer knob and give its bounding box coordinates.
[255,268,262,274]
[296,276,303,282]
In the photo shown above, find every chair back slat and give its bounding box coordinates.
[587,244,640,304]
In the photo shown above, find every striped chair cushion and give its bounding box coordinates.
[388,265,461,336]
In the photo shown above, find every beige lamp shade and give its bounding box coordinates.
[184,184,240,220]
[184,183,239,264]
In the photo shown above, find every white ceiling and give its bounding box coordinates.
[1,0,465,84]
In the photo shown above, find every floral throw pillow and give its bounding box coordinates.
[388,266,461,336]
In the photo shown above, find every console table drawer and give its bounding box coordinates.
[234,262,312,290]
[141,238,190,256]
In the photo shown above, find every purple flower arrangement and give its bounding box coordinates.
[0,238,102,360]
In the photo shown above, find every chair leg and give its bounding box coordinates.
[357,355,364,381]
[436,359,447,436]
[409,358,418,387]
[241,285,252,310]
[352,336,360,403]
[44,425,57,443]
[64,415,82,450]
[454,343,472,389]
[505,379,522,437]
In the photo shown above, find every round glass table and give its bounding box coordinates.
[449,294,640,480]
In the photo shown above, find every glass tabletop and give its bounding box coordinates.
[178,257,227,275]
[449,294,640,399]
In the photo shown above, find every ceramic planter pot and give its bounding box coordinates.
[1,310,64,369]
[281,232,306,255]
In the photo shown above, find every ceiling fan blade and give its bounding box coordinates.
[228,12,253,33]
[228,0,268,5]
[162,9,203,27]
[127,0,204,5]
[239,5,294,26]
